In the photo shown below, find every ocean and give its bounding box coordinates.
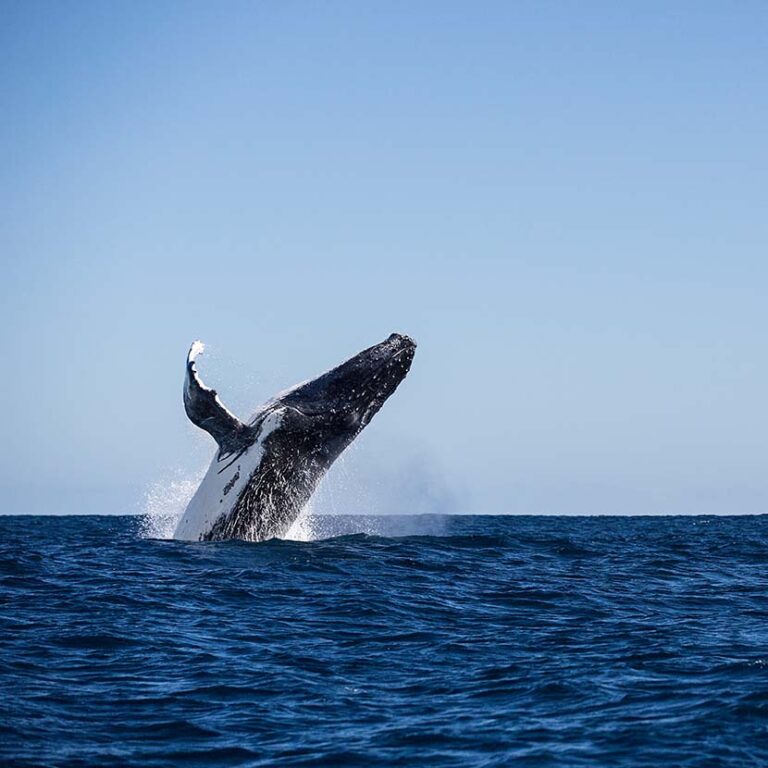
[2,514,767,766]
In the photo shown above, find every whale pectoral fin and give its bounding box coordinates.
[184,341,248,455]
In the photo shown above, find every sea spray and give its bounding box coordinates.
[283,452,378,541]
[139,471,203,540]
[284,505,317,542]
[139,450,450,542]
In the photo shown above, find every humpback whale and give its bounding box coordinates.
[174,333,416,542]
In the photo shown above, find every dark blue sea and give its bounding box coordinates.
[2,514,768,767]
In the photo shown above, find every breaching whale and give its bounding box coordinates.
[174,333,416,542]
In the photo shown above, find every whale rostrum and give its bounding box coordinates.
[174,333,417,542]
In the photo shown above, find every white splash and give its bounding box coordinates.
[140,440,452,543]
[139,473,202,539]
[284,502,318,542]
[283,456,369,541]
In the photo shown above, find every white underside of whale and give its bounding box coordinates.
[173,410,284,541]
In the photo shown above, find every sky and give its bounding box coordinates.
[1,1,767,516]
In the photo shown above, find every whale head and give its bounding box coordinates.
[274,332,416,455]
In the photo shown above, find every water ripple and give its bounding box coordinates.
[2,514,767,766]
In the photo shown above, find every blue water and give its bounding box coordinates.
[2,514,768,766]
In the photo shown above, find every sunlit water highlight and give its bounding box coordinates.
[2,514,768,767]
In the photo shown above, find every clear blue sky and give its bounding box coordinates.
[2,1,767,515]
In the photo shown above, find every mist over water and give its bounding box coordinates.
[140,446,455,542]
[139,473,202,540]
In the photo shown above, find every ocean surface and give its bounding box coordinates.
[2,514,768,767]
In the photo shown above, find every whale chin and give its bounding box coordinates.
[173,333,417,542]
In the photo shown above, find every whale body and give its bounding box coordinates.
[174,333,416,542]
